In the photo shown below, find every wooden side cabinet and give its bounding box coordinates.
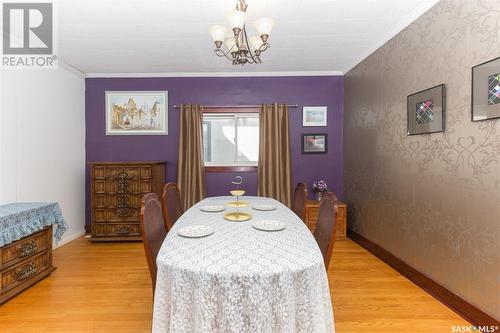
[0,227,55,304]
[305,199,347,238]
[90,161,166,242]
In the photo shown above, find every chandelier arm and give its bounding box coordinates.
[245,52,257,64]
[215,48,237,62]
[242,25,259,63]
[259,43,270,53]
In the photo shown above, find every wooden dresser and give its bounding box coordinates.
[305,199,347,238]
[0,227,55,303]
[90,161,166,241]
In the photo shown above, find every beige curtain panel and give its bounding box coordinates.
[258,103,292,207]
[177,104,207,209]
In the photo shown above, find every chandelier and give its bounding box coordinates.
[209,0,274,66]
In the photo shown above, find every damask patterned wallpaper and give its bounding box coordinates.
[344,0,500,320]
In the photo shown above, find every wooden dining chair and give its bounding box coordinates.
[313,192,337,269]
[292,182,308,222]
[328,190,339,203]
[161,182,184,232]
[140,193,167,291]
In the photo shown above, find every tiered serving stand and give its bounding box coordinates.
[224,176,252,222]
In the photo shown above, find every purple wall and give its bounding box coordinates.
[85,76,343,227]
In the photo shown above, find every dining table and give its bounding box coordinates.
[152,196,334,333]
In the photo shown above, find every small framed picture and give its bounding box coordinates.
[105,91,168,135]
[472,56,500,121]
[303,106,327,127]
[407,84,445,135]
[302,134,328,154]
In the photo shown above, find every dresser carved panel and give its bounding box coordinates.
[90,161,166,241]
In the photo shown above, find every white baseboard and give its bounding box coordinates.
[53,230,85,249]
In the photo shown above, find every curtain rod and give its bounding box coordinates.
[173,104,299,109]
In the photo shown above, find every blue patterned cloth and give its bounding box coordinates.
[0,202,68,247]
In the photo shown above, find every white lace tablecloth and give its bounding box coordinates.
[153,196,334,333]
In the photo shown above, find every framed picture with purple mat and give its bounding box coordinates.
[472,56,500,121]
[407,84,445,136]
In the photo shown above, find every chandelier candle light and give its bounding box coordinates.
[209,0,274,65]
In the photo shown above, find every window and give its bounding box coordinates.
[203,113,259,167]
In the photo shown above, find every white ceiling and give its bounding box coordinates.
[56,0,440,76]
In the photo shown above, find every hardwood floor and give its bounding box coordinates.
[0,236,468,332]
[0,237,152,333]
[329,239,468,332]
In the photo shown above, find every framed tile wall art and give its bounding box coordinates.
[472,56,500,121]
[301,133,328,154]
[302,106,327,126]
[105,91,168,135]
[407,84,445,135]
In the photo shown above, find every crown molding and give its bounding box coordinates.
[343,0,441,74]
[1,34,85,78]
[84,70,344,78]
[59,60,85,78]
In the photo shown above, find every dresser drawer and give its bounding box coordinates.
[94,194,106,208]
[308,219,346,237]
[307,206,319,223]
[1,250,51,293]
[335,219,346,237]
[93,165,106,179]
[106,223,140,237]
[94,180,106,194]
[94,223,106,236]
[308,203,346,222]
[106,207,140,221]
[0,228,51,270]
[122,167,140,180]
[140,180,152,193]
[105,166,124,179]
[337,205,346,221]
[106,178,140,194]
[107,194,141,209]
[140,165,152,179]
[93,223,140,237]
[305,201,347,238]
